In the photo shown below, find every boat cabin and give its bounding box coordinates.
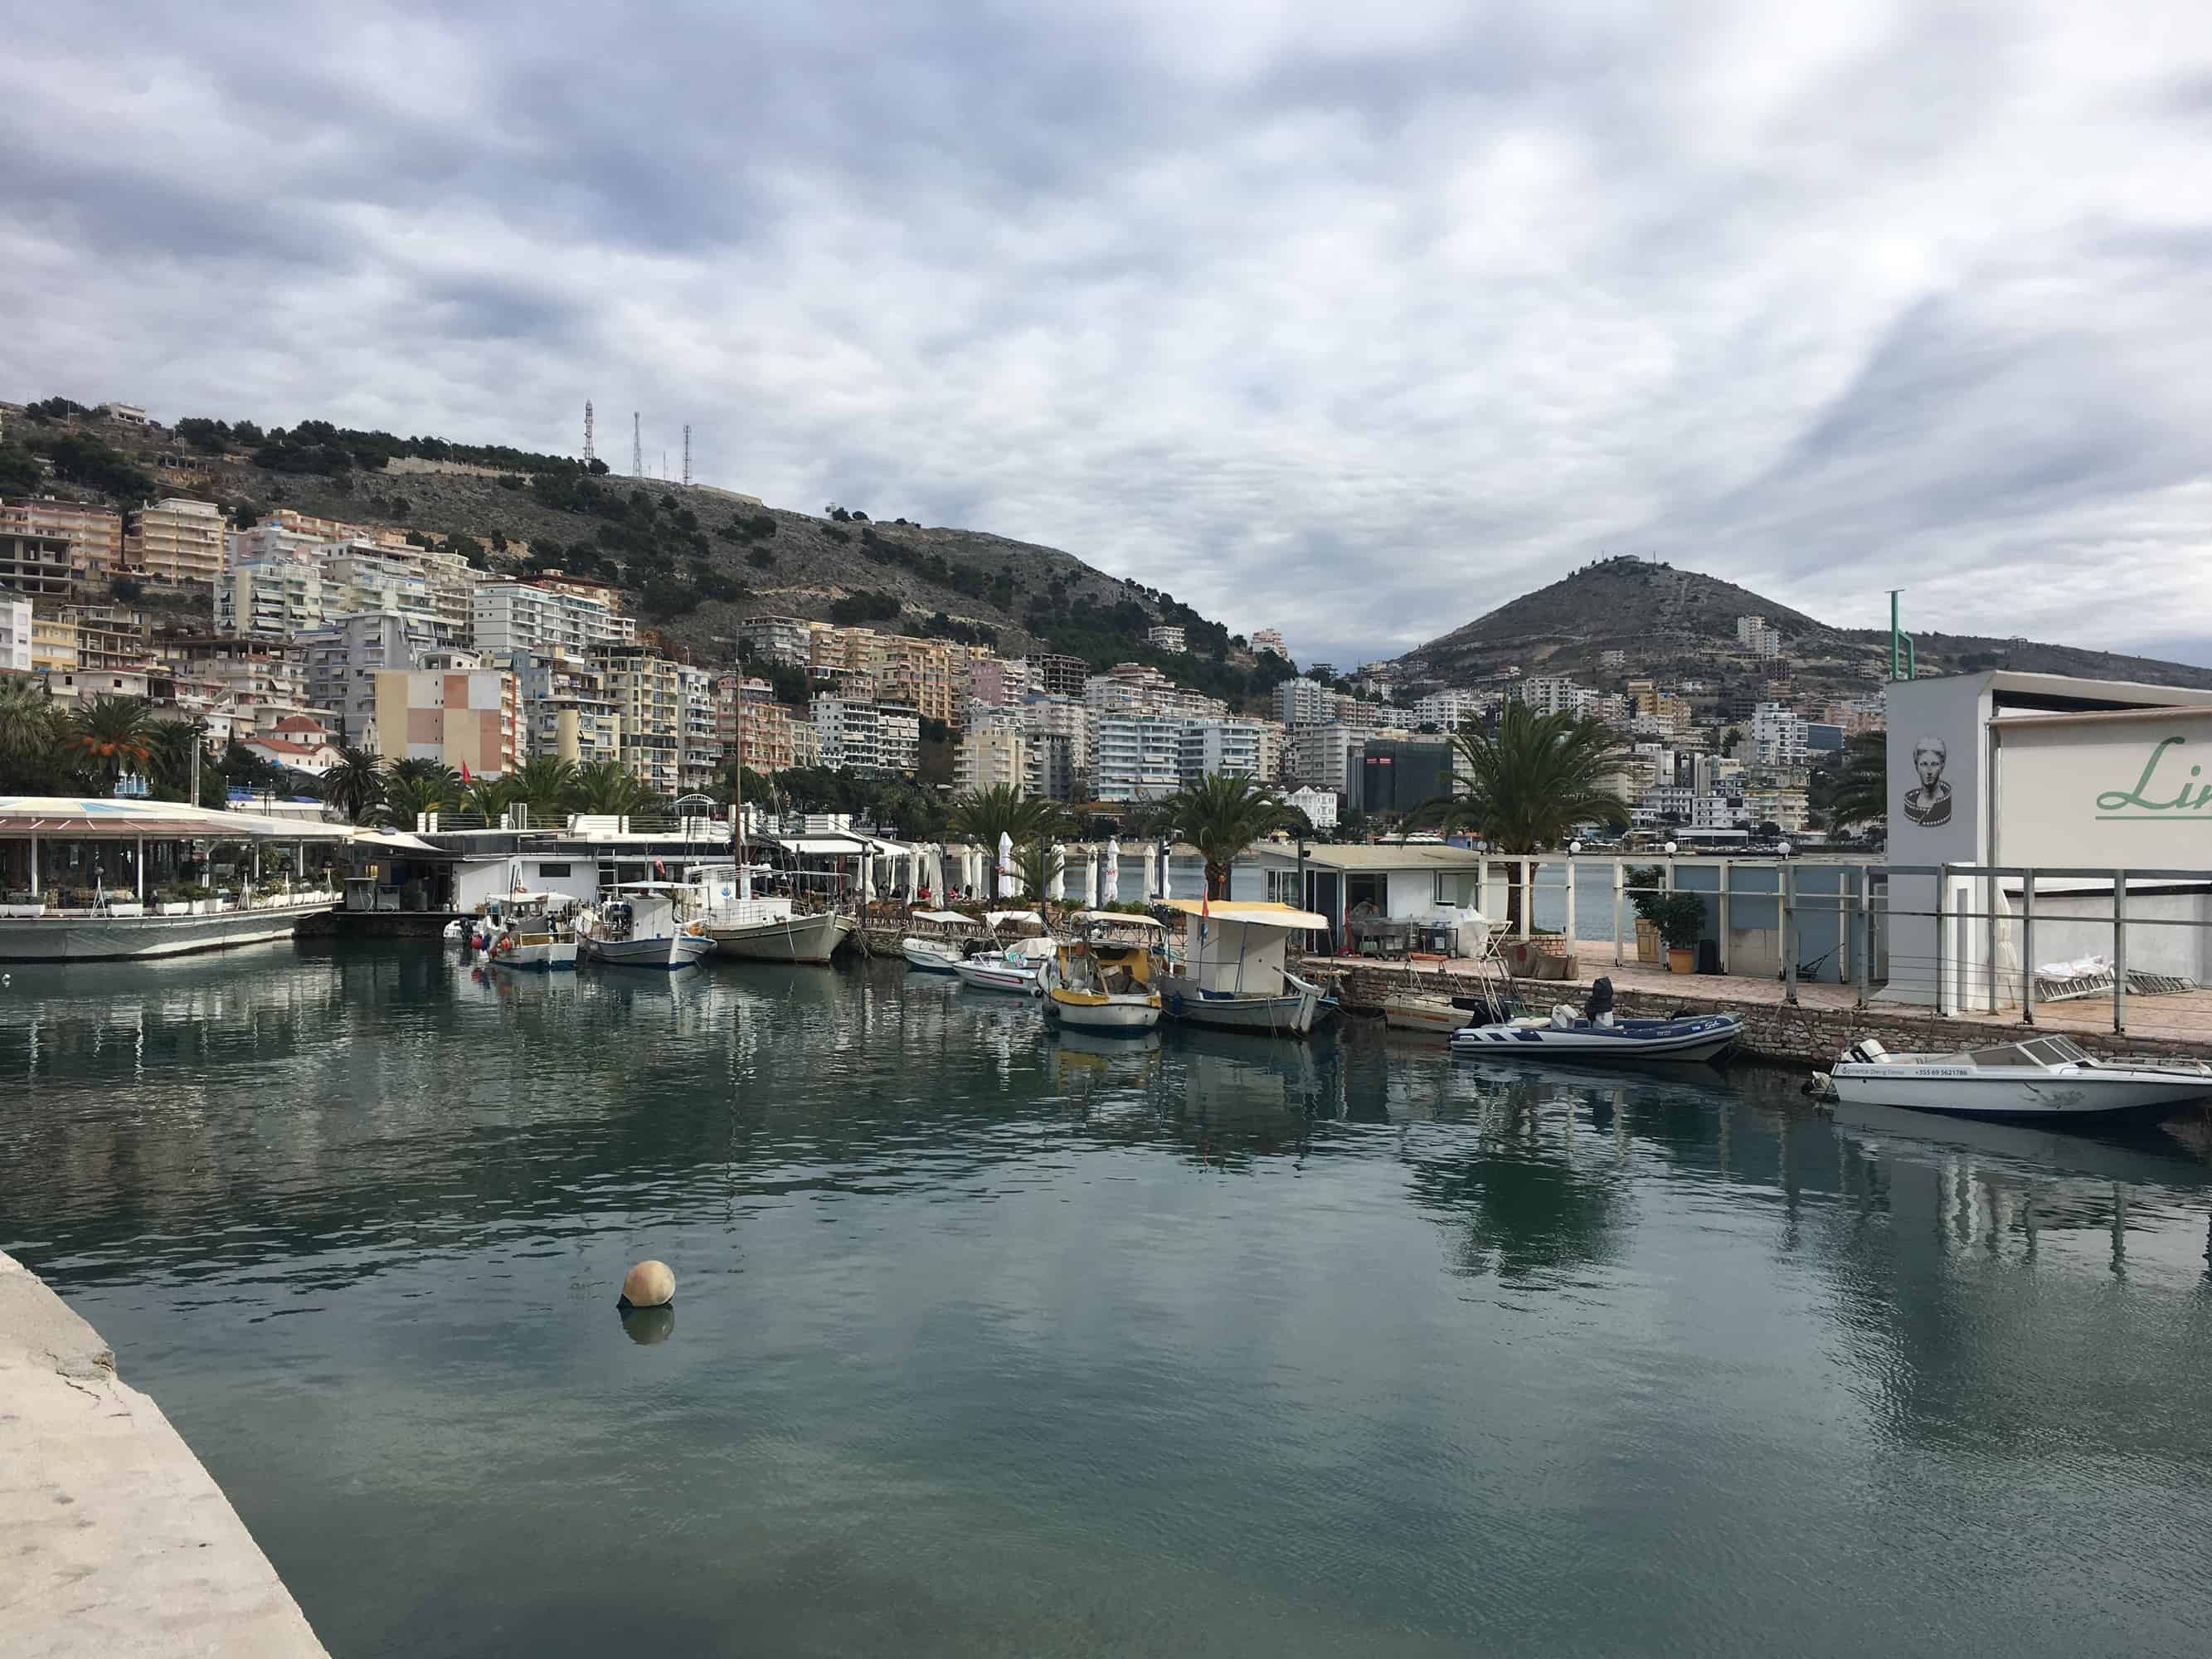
[1159,899,1328,998]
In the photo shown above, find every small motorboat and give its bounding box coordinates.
[483,892,580,972]
[900,908,986,973]
[1819,1034,2212,1117]
[576,883,716,970]
[953,936,1057,995]
[1045,912,1165,1034]
[1383,990,1512,1036]
[1449,977,1739,1064]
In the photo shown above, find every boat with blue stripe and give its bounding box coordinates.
[1447,978,1741,1065]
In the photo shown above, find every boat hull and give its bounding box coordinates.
[1828,1064,2212,1117]
[1158,974,1319,1035]
[952,958,1045,995]
[580,932,715,969]
[488,940,578,971]
[0,899,333,963]
[709,910,853,965]
[901,938,965,974]
[1046,992,1162,1033]
[1383,997,1476,1035]
[1451,1014,1741,1064]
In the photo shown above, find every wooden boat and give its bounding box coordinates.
[484,893,579,971]
[689,861,853,964]
[576,883,716,970]
[1821,1034,2212,1117]
[1045,912,1164,1034]
[1152,899,1331,1037]
[1383,991,1511,1035]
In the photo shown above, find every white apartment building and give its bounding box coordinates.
[811,698,921,776]
[1517,677,1598,718]
[1737,615,1782,659]
[1179,718,1266,783]
[125,498,225,586]
[955,724,1026,793]
[217,555,328,640]
[1085,662,1181,716]
[1410,688,1491,732]
[1750,701,1810,767]
[1145,623,1187,653]
[737,614,814,668]
[515,654,620,766]
[1275,677,1331,727]
[1093,713,1187,802]
[1740,786,1810,834]
[1,596,31,673]
[225,521,332,572]
[182,642,315,737]
[298,611,434,743]
[1286,786,1337,830]
[473,581,635,659]
[680,664,720,792]
[1286,722,1362,795]
[1018,693,1091,775]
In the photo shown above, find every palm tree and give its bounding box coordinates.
[463,775,523,822]
[143,718,211,803]
[0,674,61,790]
[66,695,156,795]
[1149,771,1301,898]
[506,756,581,821]
[389,756,461,794]
[1405,704,1630,927]
[1012,837,1066,902]
[323,746,386,823]
[1823,731,1887,831]
[375,772,451,828]
[946,783,1063,853]
[571,758,652,815]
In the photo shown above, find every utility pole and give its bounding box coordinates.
[682,424,691,487]
[632,411,643,478]
[583,401,595,465]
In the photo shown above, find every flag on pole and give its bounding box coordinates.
[460,761,472,783]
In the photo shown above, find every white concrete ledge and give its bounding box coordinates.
[0,1251,331,1657]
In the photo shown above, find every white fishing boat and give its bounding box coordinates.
[483,892,579,971]
[1044,912,1164,1034]
[691,861,853,965]
[576,883,716,970]
[1450,980,1739,1063]
[900,908,986,973]
[1153,899,1331,1037]
[953,936,1057,995]
[1821,1034,2212,1117]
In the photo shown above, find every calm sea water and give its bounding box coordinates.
[6,943,2212,1657]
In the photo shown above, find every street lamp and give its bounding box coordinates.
[1777,840,1793,858]
[1663,839,1678,856]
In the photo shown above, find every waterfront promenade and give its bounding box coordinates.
[0,1251,328,1657]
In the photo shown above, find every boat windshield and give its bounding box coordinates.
[1969,1037,2089,1069]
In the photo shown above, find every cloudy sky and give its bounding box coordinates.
[7,1,2212,669]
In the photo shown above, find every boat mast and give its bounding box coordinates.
[734,687,751,902]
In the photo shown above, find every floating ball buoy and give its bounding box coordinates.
[619,1259,675,1308]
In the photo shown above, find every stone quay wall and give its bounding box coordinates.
[1323,961,2209,1069]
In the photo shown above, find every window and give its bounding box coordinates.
[1433,872,1480,907]
[537,863,572,878]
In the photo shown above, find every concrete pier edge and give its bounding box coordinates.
[0,1249,331,1657]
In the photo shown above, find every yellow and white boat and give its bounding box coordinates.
[1044,912,1165,1034]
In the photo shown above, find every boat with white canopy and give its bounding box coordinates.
[1152,899,1333,1036]
[1044,912,1165,1033]
[900,909,989,973]
[483,891,580,971]
[576,882,715,970]
[1820,1034,2212,1117]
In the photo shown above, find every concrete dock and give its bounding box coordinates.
[0,1251,329,1657]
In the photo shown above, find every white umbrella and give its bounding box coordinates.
[997,830,1015,899]
[1047,841,1065,900]
[1105,837,1121,904]
[1079,847,1097,907]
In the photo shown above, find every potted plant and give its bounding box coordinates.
[1650,892,1706,975]
[1626,865,1667,963]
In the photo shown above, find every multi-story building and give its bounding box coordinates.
[1286,785,1337,830]
[1275,676,1332,727]
[1018,693,1090,778]
[810,698,921,776]
[1600,649,1627,669]
[1286,722,1362,796]
[1,596,31,674]
[298,611,433,743]
[1024,652,1088,700]
[29,611,77,674]
[1250,627,1288,659]
[955,723,1026,793]
[679,664,720,792]
[472,580,634,659]
[965,653,1031,715]
[1750,702,1811,767]
[373,667,520,778]
[1411,688,1493,732]
[181,639,314,736]
[217,554,328,640]
[0,516,73,600]
[1093,713,1186,802]
[125,499,226,586]
[323,538,478,645]
[736,615,814,668]
[1145,623,1187,653]
[1255,719,1286,783]
[1179,718,1266,782]
[1740,786,1810,834]
[224,519,332,572]
[878,635,964,728]
[513,654,620,766]
[5,499,124,586]
[1517,677,1598,718]
[592,644,683,795]
[1026,731,1077,801]
[714,675,802,773]
[1736,615,1782,659]
[64,604,154,673]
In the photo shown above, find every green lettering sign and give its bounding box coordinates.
[2095,736,2212,816]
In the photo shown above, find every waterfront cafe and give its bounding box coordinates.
[0,795,351,961]
[1235,839,1488,955]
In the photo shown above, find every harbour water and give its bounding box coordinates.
[6,942,2212,1657]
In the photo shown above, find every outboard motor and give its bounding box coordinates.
[1582,976,1616,1021]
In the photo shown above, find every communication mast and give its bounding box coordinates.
[582,401,595,465]
[631,411,643,477]
[682,424,692,487]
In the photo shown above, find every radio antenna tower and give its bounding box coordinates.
[682,424,692,487]
[582,401,595,465]
[631,411,642,477]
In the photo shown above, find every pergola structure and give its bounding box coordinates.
[0,795,352,904]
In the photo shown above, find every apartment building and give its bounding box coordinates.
[1024,652,1088,699]
[324,538,477,645]
[1025,731,1076,802]
[29,611,77,674]
[514,654,620,766]
[225,520,333,572]
[373,667,521,777]
[1086,661,1182,716]
[736,614,813,668]
[955,723,1026,793]
[592,644,683,795]
[966,654,1031,714]
[125,499,225,586]
[878,635,965,728]
[1275,677,1332,727]
[1,596,30,673]
[1250,627,1288,659]
[1018,694,1091,776]
[1145,623,1187,653]
[64,604,154,673]
[1750,701,1811,767]
[0,518,73,600]
[1093,713,1186,802]
[714,675,801,772]
[182,639,314,736]
[1286,785,1337,830]
[680,664,720,793]
[1736,615,1782,659]
[218,555,328,640]
[473,580,634,659]
[5,499,124,586]
[1516,677,1598,718]
[1286,722,1362,795]
[1410,688,1492,732]
[299,611,433,743]
[811,697,920,776]
[1179,718,1266,783]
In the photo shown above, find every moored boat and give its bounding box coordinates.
[484,893,580,971]
[1153,899,1332,1037]
[1821,1034,2212,1117]
[576,883,716,970]
[1045,912,1164,1034]
[900,908,986,973]
[1449,980,1739,1064]
[952,936,1057,995]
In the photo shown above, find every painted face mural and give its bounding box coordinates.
[1903,737,1952,827]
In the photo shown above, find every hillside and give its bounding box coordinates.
[0,401,1297,712]
[1399,555,2212,695]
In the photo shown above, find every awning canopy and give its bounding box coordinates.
[985,909,1046,929]
[350,830,449,855]
[1160,898,1330,931]
[1074,909,1166,929]
[773,836,872,855]
[0,795,349,842]
[909,909,980,925]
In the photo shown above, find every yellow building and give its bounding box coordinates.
[29,611,79,674]
[374,668,520,776]
[3,498,124,586]
[126,498,226,586]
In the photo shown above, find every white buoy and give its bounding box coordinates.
[620,1259,675,1307]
